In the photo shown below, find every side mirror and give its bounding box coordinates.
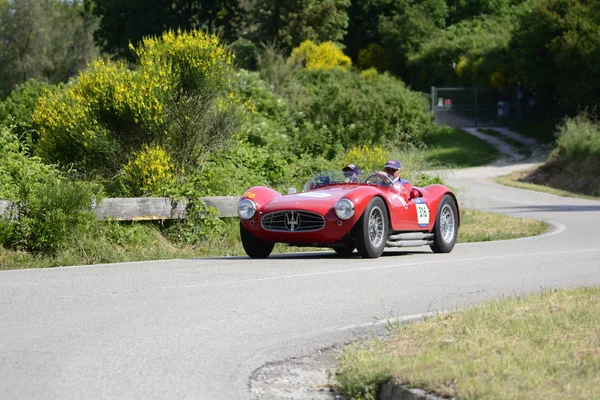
[409,189,421,200]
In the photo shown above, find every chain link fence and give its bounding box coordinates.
[431,86,523,127]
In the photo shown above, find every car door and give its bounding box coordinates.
[387,190,431,231]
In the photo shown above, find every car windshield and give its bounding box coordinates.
[303,170,392,191]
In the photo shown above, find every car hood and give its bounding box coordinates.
[262,186,353,215]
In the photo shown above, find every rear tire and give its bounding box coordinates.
[240,222,274,258]
[429,194,458,253]
[353,197,388,258]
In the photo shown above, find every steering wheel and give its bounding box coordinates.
[365,172,394,188]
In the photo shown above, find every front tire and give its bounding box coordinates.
[430,194,458,253]
[240,222,274,258]
[353,197,388,258]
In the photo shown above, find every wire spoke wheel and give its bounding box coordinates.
[440,204,455,243]
[354,197,388,258]
[368,207,385,248]
[430,194,458,253]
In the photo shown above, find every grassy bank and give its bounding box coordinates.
[422,126,500,168]
[336,287,600,400]
[0,210,549,270]
[497,168,600,200]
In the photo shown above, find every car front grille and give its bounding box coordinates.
[261,210,325,232]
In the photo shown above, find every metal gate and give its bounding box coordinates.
[431,86,522,127]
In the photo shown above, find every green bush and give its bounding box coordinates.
[553,111,600,162]
[0,126,57,201]
[0,180,100,254]
[510,0,600,114]
[291,69,432,156]
[0,79,54,153]
[32,29,243,195]
[229,38,259,71]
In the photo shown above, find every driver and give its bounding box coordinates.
[342,164,361,183]
[380,159,412,197]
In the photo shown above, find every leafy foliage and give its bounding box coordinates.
[229,38,260,71]
[0,0,98,97]
[291,40,352,71]
[342,145,389,171]
[553,111,600,163]
[121,145,177,197]
[249,0,350,51]
[90,0,243,58]
[510,0,600,113]
[0,126,57,202]
[32,29,241,195]
[0,79,54,151]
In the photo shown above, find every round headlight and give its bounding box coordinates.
[238,199,257,219]
[335,198,355,220]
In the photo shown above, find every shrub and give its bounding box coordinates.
[0,126,57,201]
[0,79,55,152]
[121,144,176,196]
[291,69,432,155]
[343,145,389,171]
[553,111,600,162]
[291,40,352,71]
[357,44,391,72]
[0,180,100,254]
[32,29,243,196]
[229,38,259,71]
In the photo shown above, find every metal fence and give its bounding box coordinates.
[431,86,522,127]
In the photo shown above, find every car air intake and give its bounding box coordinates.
[261,210,325,232]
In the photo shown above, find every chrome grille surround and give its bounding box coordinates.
[261,210,325,232]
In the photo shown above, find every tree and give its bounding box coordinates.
[249,0,350,51]
[0,0,98,97]
[510,0,600,113]
[345,0,447,79]
[89,0,244,58]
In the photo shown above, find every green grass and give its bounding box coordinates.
[422,126,500,168]
[478,128,532,155]
[335,287,600,400]
[0,209,549,269]
[458,209,549,242]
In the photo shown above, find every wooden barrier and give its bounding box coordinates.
[0,196,240,220]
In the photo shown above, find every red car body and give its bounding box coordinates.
[239,174,460,254]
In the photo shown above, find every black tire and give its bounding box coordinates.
[333,243,355,256]
[353,197,389,258]
[429,194,458,253]
[240,222,275,258]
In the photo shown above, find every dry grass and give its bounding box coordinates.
[336,287,600,400]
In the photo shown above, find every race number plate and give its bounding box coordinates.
[415,198,429,227]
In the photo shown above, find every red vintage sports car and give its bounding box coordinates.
[238,170,460,258]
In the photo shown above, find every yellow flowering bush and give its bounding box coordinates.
[33,29,242,195]
[342,145,389,171]
[134,29,234,95]
[121,145,176,196]
[34,86,108,165]
[291,40,351,71]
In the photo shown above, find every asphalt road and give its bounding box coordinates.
[1,163,599,400]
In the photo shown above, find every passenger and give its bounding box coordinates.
[380,159,412,197]
[342,164,361,183]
